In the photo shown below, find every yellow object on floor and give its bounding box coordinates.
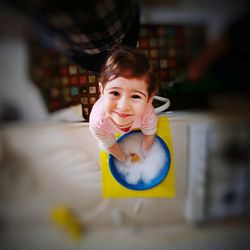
[51,206,84,241]
[100,115,175,198]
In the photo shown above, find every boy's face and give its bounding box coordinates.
[100,76,152,128]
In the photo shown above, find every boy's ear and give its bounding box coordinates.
[148,94,155,104]
[98,82,104,94]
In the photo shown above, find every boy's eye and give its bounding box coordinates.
[132,95,141,99]
[109,91,120,96]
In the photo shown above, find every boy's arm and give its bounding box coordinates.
[89,125,129,162]
[141,105,157,154]
[142,133,155,153]
[107,142,128,162]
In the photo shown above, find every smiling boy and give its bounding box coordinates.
[89,45,159,163]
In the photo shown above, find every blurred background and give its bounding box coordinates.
[0,0,250,249]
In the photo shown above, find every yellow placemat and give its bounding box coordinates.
[100,115,175,198]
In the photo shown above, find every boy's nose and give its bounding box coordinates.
[117,96,130,111]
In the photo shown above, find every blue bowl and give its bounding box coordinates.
[108,130,171,190]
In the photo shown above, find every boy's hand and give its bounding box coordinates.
[123,154,131,165]
[120,153,141,165]
[142,134,155,156]
[141,148,148,159]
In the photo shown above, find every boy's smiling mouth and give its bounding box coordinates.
[110,117,133,128]
[113,111,132,118]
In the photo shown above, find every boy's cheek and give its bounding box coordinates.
[136,108,146,116]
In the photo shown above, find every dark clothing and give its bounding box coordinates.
[212,11,250,92]
[8,0,140,73]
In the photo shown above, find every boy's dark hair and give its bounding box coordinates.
[99,45,159,96]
